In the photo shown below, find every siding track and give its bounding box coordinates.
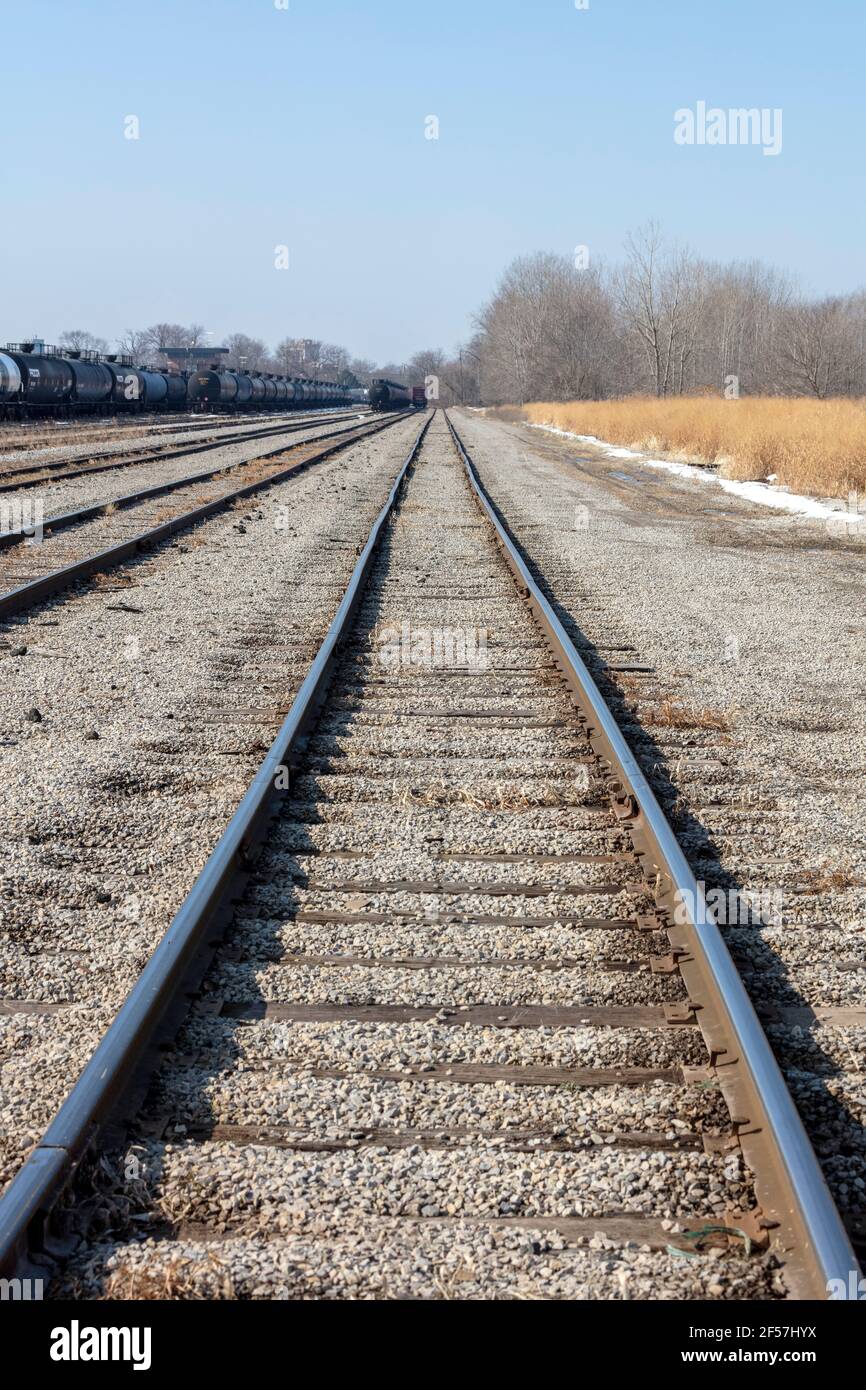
[0,412,409,619]
[0,409,367,489]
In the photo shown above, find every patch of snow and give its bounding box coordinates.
[526,422,865,525]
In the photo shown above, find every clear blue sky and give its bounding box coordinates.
[1,0,863,362]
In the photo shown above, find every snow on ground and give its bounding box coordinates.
[525,422,865,526]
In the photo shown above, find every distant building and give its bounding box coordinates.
[161,346,229,373]
[288,339,319,366]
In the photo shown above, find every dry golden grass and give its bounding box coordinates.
[644,699,731,731]
[102,1252,236,1300]
[499,396,866,498]
[796,862,866,893]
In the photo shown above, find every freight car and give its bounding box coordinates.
[0,342,366,420]
[187,372,363,411]
[0,344,189,420]
[368,378,412,412]
[411,385,428,409]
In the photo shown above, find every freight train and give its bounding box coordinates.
[368,378,423,412]
[0,343,368,420]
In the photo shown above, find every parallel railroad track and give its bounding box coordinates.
[0,411,411,620]
[0,409,369,491]
[0,409,858,1300]
[0,411,232,449]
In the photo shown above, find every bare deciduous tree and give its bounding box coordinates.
[778,297,864,398]
[116,329,151,362]
[223,333,267,371]
[59,328,109,354]
[472,228,866,404]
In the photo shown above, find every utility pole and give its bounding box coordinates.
[460,347,481,405]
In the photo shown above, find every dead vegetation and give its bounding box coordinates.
[795,863,866,894]
[643,699,731,732]
[497,396,866,499]
[102,1251,236,1300]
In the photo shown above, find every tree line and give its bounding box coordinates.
[466,222,866,404]
[54,325,374,387]
[49,221,863,406]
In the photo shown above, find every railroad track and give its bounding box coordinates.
[0,408,368,490]
[0,411,411,620]
[0,406,333,448]
[0,411,225,449]
[0,409,858,1300]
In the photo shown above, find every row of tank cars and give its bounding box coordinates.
[368,379,428,411]
[0,342,372,420]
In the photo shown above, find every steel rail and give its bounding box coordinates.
[0,414,387,553]
[0,409,369,491]
[444,409,860,1301]
[0,411,431,1278]
[0,412,414,620]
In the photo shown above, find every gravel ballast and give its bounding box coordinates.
[47,413,782,1301]
[450,407,866,1244]
[6,412,369,514]
[0,412,422,1186]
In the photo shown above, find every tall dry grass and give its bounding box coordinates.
[505,397,866,498]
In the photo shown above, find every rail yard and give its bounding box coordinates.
[5,0,864,1360]
[0,401,862,1312]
